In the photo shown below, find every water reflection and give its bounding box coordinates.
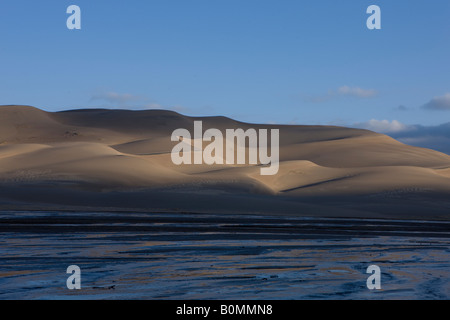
[0,212,449,299]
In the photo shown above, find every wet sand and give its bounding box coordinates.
[0,211,449,300]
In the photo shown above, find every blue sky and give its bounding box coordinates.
[1,0,450,129]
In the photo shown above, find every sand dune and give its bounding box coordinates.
[1,105,450,219]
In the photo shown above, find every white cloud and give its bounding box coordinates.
[145,103,188,113]
[145,103,215,115]
[422,93,450,111]
[307,86,378,103]
[145,102,164,109]
[354,119,411,133]
[337,86,377,98]
[91,91,140,106]
[390,122,450,155]
[88,89,214,115]
[352,120,450,154]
